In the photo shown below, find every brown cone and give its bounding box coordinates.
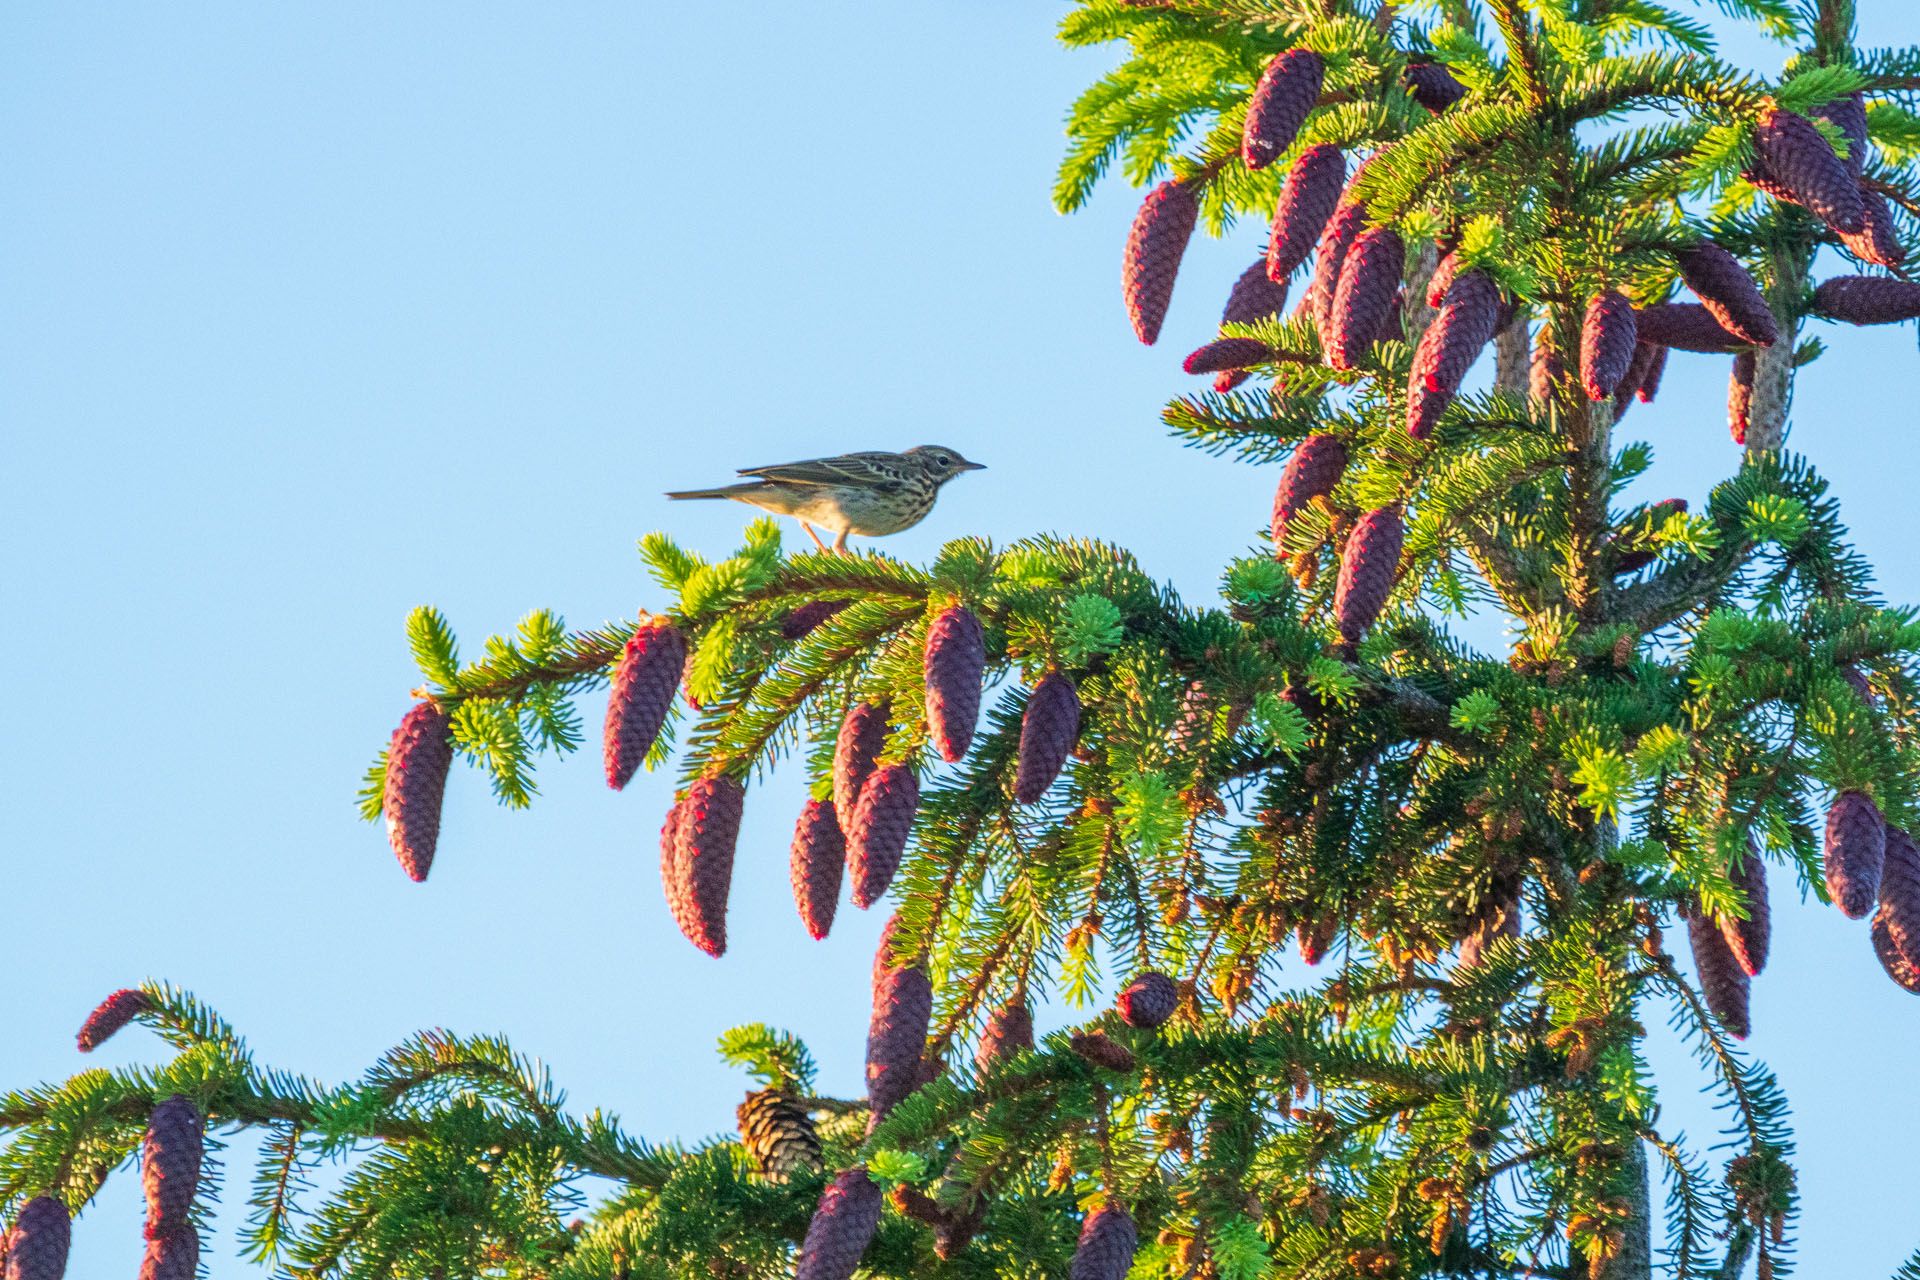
[1267,145,1345,282]
[833,701,891,837]
[1326,227,1405,368]
[676,775,744,956]
[1754,106,1864,234]
[1580,290,1638,400]
[1718,838,1771,977]
[1813,274,1920,325]
[1298,910,1339,964]
[76,988,152,1053]
[975,1000,1035,1073]
[602,617,688,789]
[142,1095,203,1241]
[782,599,852,640]
[1071,1205,1139,1280]
[1825,789,1886,919]
[737,1088,823,1182]
[1840,186,1906,267]
[795,1168,883,1280]
[790,798,847,941]
[1814,92,1870,177]
[849,765,919,909]
[1631,303,1746,353]
[1223,258,1290,327]
[867,951,933,1123]
[1675,243,1778,346]
[1334,508,1405,645]
[1270,434,1348,561]
[1687,913,1751,1039]
[1877,825,1920,967]
[1014,674,1081,805]
[1242,48,1325,170]
[383,700,453,883]
[137,1226,197,1280]
[1070,1031,1136,1073]
[1184,337,1273,375]
[1728,349,1756,445]
[1404,62,1467,112]
[1871,911,1920,994]
[1116,971,1178,1029]
[5,1197,70,1280]
[1310,203,1370,343]
[925,606,986,762]
[1123,180,1200,344]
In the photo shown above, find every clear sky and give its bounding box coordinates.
[4,4,1919,1275]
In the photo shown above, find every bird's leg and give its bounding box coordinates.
[833,528,852,557]
[801,522,830,554]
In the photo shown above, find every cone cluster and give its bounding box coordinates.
[924,606,986,762]
[383,700,453,883]
[1116,971,1178,1029]
[1015,674,1081,804]
[1122,181,1200,344]
[737,1088,823,1182]
[603,617,688,790]
[76,988,151,1053]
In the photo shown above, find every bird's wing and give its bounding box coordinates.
[736,452,905,491]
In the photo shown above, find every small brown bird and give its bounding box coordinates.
[666,445,984,554]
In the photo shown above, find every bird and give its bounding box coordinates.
[665,445,985,554]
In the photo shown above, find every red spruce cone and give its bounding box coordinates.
[1580,290,1638,400]
[795,1168,883,1280]
[833,701,890,836]
[849,764,919,909]
[1123,180,1199,344]
[1635,342,1668,402]
[1117,971,1178,1029]
[659,801,699,939]
[1529,329,1564,406]
[77,988,151,1052]
[1871,911,1920,994]
[1334,508,1405,645]
[1223,258,1289,327]
[142,1095,203,1240]
[676,775,744,956]
[1404,62,1467,112]
[790,798,846,941]
[1071,1205,1139,1280]
[1675,243,1778,346]
[1814,92,1869,177]
[1406,268,1501,438]
[1813,274,1920,325]
[1070,1031,1136,1073]
[1325,227,1405,368]
[1877,825,1920,968]
[1718,838,1771,977]
[1754,106,1864,233]
[1631,303,1746,353]
[383,700,453,883]
[603,618,688,789]
[1686,914,1750,1039]
[1310,203,1370,341]
[1267,145,1345,282]
[782,599,851,640]
[867,942,933,1122]
[1241,48,1325,170]
[1614,341,1661,418]
[975,999,1035,1072]
[137,1226,197,1280]
[924,605,986,762]
[1825,789,1886,919]
[1214,369,1252,392]
[1425,251,1460,309]
[1184,337,1273,375]
[5,1197,70,1280]
[737,1088,823,1182]
[1728,350,1756,445]
[1015,674,1080,804]
[1841,186,1906,267]
[1270,434,1348,561]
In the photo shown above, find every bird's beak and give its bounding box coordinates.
[961,461,986,471]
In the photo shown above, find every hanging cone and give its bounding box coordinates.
[76,988,152,1052]
[1631,303,1746,353]
[1334,508,1405,645]
[1270,434,1348,562]
[782,599,851,640]
[1266,145,1345,282]
[659,801,698,939]
[1840,187,1906,267]
[1717,838,1771,977]
[676,775,745,956]
[833,701,891,837]
[1687,913,1750,1038]
[1727,350,1756,445]
[925,606,986,762]
[1222,258,1290,327]
[602,617,688,789]
[137,1226,197,1280]
[1116,971,1178,1029]
[1122,180,1200,344]
[975,999,1035,1073]
[1184,337,1274,374]
[1824,789,1887,919]
[1529,328,1565,407]
[142,1095,204,1240]
[1871,911,1920,994]
[1214,369,1252,392]
[867,946,933,1123]
[1325,227,1405,368]
[1580,290,1638,400]
[1635,343,1669,402]
[1753,106,1865,234]
[4,1197,70,1280]
[1310,203,1370,342]
[790,798,847,940]
[1070,1205,1139,1280]
[1405,268,1501,438]
[1612,341,1660,423]
[1404,62,1467,112]
[1813,274,1920,325]
[1675,243,1778,346]
[795,1168,883,1280]
[1813,92,1870,175]
[1877,825,1920,967]
[1014,674,1081,804]
[383,700,453,882]
[737,1088,823,1182]
[849,765,920,909]
[1242,48,1324,170]
[1424,251,1460,309]
[1297,910,1340,964]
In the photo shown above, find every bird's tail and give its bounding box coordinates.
[664,486,745,500]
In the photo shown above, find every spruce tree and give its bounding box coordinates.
[9,2,1920,1277]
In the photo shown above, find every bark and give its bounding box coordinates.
[1494,311,1531,394]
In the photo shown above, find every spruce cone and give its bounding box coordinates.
[1425,251,1460,309]
[1825,789,1887,919]
[849,764,919,909]
[1727,350,1756,445]
[142,1095,203,1240]
[1326,227,1405,368]
[676,775,744,956]
[1718,838,1771,977]
[737,1088,823,1182]
[1814,92,1870,176]
[1214,369,1252,392]
[1069,1031,1136,1073]
[1529,329,1564,406]
[1405,268,1501,438]
[1123,180,1200,344]
[1116,971,1178,1029]
[1840,186,1906,267]
[1223,258,1290,327]
[867,939,933,1122]
[1871,911,1920,994]
[782,599,851,640]
[833,701,890,836]
[137,1226,197,1280]
[1297,911,1339,964]
[1014,674,1080,804]
[1310,202,1370,341]
[76,988,151,1052]
[1184,337,1273,375]
[1614,340,1661,414]
[659,801,698,939]
[975,999,1035,1072]
[1070,1205,1138,1280]
[1753,106,1864,233]
[1631,303,1746,353]
[795,1168,883,1280]
[1266,145,1345,282]
[1635,342,1668,402]
[1404,62,1467,112]
[1580,290,1638,400]
[1270,434,1348,561]
[602,617,688,789]
[1334,507,1405,645]
[1242,48,1324,170]
[790,798,846,941]
[5,1197,69,1280]
[924,605,986,763]
[383,700,453,883]
[1686,914,1751,1039]
[1877,825,1920,968]
[1675,243,1778,346]
[1813,274,1920,325]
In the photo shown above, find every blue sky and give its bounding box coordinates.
[4,3,1920,1275]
